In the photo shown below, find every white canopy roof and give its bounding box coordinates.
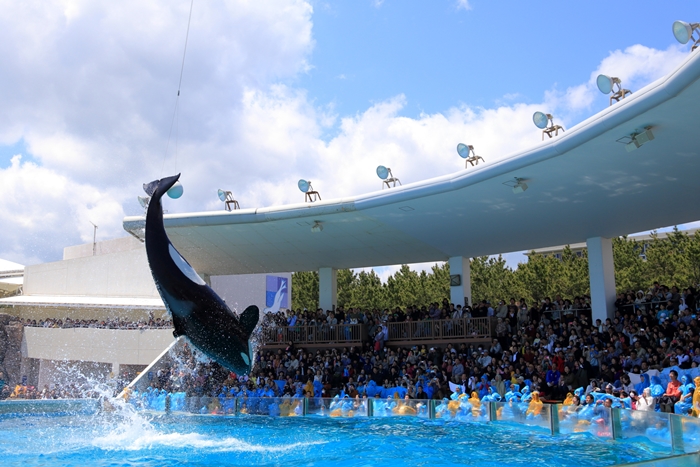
[124,50,700,276]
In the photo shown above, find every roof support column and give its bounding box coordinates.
[319,267,337,312]
[449,256,471,307]
[587,236,616,324]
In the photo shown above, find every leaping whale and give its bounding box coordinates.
[143,174,258,375]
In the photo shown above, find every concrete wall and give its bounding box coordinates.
[24,244,159,298]
[212,272,292,314]
[63,236,142,260]
[23,327,174,367]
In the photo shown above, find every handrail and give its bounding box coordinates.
[384,317,492,341]
[259,322,367,346]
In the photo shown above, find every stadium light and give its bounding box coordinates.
[217,189,240,211]
[456,143,485,168]
[533,111,565,140]
[673,20,700,51]
[596,75,631,106]
[298,179,321,202]
[376,165,401,189]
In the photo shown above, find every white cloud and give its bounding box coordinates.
[455,0,472,11]
[0,2,690,273]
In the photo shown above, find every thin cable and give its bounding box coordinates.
[161,0,194,176]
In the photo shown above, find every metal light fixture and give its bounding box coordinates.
[597,75,632,106]
[502,177,528,194]
[376,165,401,189]
[457,143,485,168]
[619,127,655,153]
[311,221,323,233]
[218,189,240,211]
[533,111,565,140]
[673,20,700,51]
[298,179,321,202]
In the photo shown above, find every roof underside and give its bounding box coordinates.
[124,51,700,276]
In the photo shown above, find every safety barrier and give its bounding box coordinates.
[123,394,700,457]
[385,317,492,342]
[259,323,367,347]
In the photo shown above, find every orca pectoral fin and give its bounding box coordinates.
[240,305,260,337]
[172,317,186,338]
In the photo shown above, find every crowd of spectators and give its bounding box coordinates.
[22,316,173,330]
[6,281,700,418]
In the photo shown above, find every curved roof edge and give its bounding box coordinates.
[123,50,700,230]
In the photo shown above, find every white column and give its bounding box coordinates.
[112,362,121,378]
[587,236,616,324]
[449,256,472,307]
[319,268,337,312]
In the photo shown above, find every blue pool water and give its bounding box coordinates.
[0,403,669,467]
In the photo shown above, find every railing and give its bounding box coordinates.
[385,317,492,342]
[259,323,367,346]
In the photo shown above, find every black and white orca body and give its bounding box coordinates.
[143,174,258,375]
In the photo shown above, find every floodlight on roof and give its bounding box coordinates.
[596,74,631,106]
[456,143,485,168]
[167,181,184,199]
[218,189,240,211]
[298,179,321,202]
[673,20,700,51]
[376,165,401,189]
[533,112,565,140]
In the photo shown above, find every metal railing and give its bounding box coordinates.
[385,317,492,342]
[259,323,367,346]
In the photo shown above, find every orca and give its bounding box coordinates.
[143,174,258,375]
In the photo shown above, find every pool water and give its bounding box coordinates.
[0,404,668,467]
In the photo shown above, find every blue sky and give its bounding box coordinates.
[0,0,696,270]
[297,1,698,120]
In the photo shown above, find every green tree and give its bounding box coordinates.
[291,271,318,311]
[350,270,387,310]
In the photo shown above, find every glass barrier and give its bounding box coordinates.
[680,415,700,453]
[371,398,427,418]
[619,410,672,450]
[492,400,550,431]
[308,397,368,418]
[434,397,489,421]
[121,391,700,457]
[557,403,613,438]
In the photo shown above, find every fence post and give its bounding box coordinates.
[368,398,374,417]
[303,397,308,417]
[429,399,436,420]
[669,413,685,454]
[549,404,560,435]
[165,394,171,413]
[487,402,497,422]
[611,408,622,440]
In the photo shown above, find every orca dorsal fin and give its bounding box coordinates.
[143,179,159,196]
[239,305,260,337]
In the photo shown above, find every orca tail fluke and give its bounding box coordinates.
[143,174,181,198]
[143,180,159,197]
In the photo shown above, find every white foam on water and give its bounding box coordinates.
[92,428,326,452]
